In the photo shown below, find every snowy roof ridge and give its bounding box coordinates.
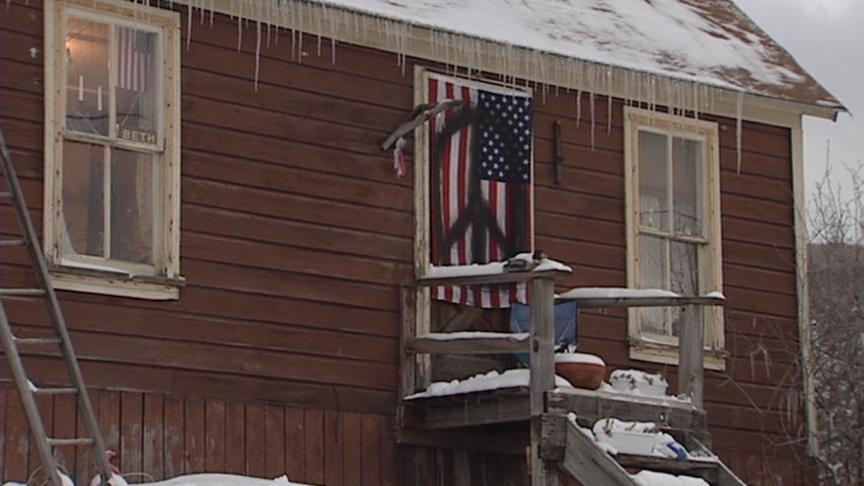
[299,0,843,113]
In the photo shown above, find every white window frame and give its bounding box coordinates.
[624,107,725,369]
[44,0,182,300]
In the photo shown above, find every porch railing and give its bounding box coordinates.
[399,264,725,484]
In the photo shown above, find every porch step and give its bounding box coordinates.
[560,420,747,486]
[0,239,26,247]
[0,288,45,297]
[47,437,94,447]
[408,332,530,354]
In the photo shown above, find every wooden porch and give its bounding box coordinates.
[397,260,743,485]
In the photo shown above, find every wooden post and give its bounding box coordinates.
[678,304,704,409]
[399,285,416,398]
[530,277,556,485]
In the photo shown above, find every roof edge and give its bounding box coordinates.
[182,0,846,121]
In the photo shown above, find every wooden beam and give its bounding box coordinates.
[560,420,637,485]
[559,294,725,309]
[615,454,718,482]
[399,285,417,397]
[530,277,556,486]
[407,332,530,354]
[546,389,705,432]
[678,304,705,408]
[414,268,568,287]
[417,395,530,429]
[396,428,527,456]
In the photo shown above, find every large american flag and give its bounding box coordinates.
[117,27,154,93]
[428,74,534,308]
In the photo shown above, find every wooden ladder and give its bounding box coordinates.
[0,129,112,486]
[561,419,747,486]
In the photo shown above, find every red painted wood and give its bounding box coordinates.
[162,396,184,479]
[204,400,226,473]
[3,389,28,481]
[183,398,205,473]
[120,392,143,475]
[142,394,164,480]
[282,408,305,482]
[342,412,362,484]
[224,402,245,475]
[303,409,325,485]
[263,405,284,478]
[243,404,266,477]
[360,415,380,486]
[322,411,343,486]
[51,394,77,478]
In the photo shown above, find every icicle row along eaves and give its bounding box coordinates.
[134,0,753,161]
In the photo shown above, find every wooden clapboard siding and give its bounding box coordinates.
[0,387,397,485]
[0,0,813,484]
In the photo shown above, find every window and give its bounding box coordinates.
[44,0,181,299]
[624,108,725,369]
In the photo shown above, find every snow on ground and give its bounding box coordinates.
[630,470,709,486]
[404,369,572,399]
[3,473,314,486]
[126,474,312,486]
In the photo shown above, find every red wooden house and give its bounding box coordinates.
[0,0,845,484]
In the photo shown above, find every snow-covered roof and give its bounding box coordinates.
[313,0,842,113]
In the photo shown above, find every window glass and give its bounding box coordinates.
[111,149,158,264]
[638,131,668,230]
[65,17,110,136]
[62,141,104,257]
[116,27,159,145]
[673,138,703,237]
[670,241,699,336]
[639,235,668,335]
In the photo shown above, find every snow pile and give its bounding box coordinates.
[593,418,688,460]
[418,331,529,341]
[129,474,312,486]
[609,370,669,398]
[630,470,709,486]
[405,369,572,399]
[558,288,680,301]
[554,353,605,366]
[3,473,314,486]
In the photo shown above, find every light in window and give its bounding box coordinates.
[65,18,109,136]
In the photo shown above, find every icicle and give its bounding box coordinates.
[589,92,596,151]
[575,90,582,129]
[253,21,261,91]
[186,3,193,50]
[237,14,243,51]
[735,90,744,174]
[607,94,612,136]
[330,38,337,64]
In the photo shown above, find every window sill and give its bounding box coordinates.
[48,265,185,301]
[628,339,727,371]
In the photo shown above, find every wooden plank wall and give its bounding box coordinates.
[0,387,397,485]
[0,1,814,484]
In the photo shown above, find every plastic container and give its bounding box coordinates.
[609,369,668,397]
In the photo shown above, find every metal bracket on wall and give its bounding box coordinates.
[553,121,564,185]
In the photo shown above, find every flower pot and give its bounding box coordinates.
[554,353,606,389]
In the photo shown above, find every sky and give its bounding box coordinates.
[733,0,864,205]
